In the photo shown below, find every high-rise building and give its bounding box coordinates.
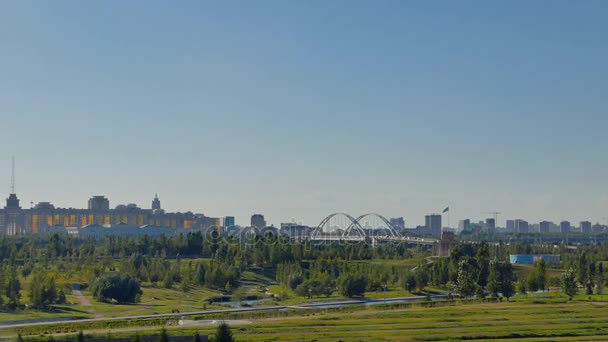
[224,216,235,228]
[88,196,110,211]
[389,217,405,229]
[458,219,471,233]
[151,194,161,210]
[425,214,442,236]
[539,221,551,234]
[485,218,496,234]
[580,221,592,233]
[251,214,266,228]
[560,221,571,234]
[592,223,604,233]
[506,220,515,232]
[515,219,529,233]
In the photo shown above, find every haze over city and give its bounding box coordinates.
[1,1,607,227]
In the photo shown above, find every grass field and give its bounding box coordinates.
[216,300,608,341]
[8,292,608,341]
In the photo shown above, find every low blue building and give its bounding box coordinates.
[510,254,560,265]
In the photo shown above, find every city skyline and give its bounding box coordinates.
[2,173,607,229]
[1,1,607,227]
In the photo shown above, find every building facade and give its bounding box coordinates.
[560,221,571,234]
[425,214,442,237]
[0,194,221,235]
[251,214,266,228]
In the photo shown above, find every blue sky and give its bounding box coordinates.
[1,1,607,227]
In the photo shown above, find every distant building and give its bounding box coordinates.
[580,221,592,234]
[510,254,561,265]
[1,194,220,235]
[539,221,551,234]
[593,223,605,233]
[223,216,235,228]
[35,202,55,210]
[458,219,471,233]
[3,192,24,235]
[560,221,571,234]
[280,223,314,237]
[88,196,110,211]
[389,217,405,229]
[485,218,496,234]
[251,214,266,228]
[515,219,529,233]
[506,220,515,232]
[151,194,161,210]
[425,214,442,237]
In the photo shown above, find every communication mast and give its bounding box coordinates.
[10,156,15,194]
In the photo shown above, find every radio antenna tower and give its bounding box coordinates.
[11,156,15,194]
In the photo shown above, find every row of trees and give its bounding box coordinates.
[277,257,404,298]
[1,232,422,266]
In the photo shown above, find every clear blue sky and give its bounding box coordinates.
[1,1,607,227]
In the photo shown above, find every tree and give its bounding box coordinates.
[597,262,604,295]
[475,242,490,288]
[215,322,235,342]
[562,268,578,300]
[29,271,59,308]
[527,272,539,292]
[587,262,596,295]
[517,278,527,295]
[287,273,303,290]
[577,252,589,287]
[163,273,174,289]
[487,259,499,297]
[404,273,416,293]
[91,273,142,304]
[339,274,367,298]
[414,265,429,292]
[535,259,547,291]
[158,328,169,342]
[500,263,515,301]
[456,259,477,298]
[5,260,21,309]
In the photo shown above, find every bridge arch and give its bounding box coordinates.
[312,213,363,239]
[344,213,401,238]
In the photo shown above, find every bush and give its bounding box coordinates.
[91,273,142,304]
[339,274,367,298]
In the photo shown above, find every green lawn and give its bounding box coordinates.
[14,294,608,341]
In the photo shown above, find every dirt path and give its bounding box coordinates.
[72,290,102,318]
[72,290,92,306]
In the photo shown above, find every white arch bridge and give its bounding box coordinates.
[308,213,438,246]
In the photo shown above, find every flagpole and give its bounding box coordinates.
[448,209,450,230]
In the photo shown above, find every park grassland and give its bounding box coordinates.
[7,294,608,341]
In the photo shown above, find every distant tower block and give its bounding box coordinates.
[152,194,161,210]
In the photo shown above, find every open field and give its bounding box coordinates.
[7,292,608,341]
